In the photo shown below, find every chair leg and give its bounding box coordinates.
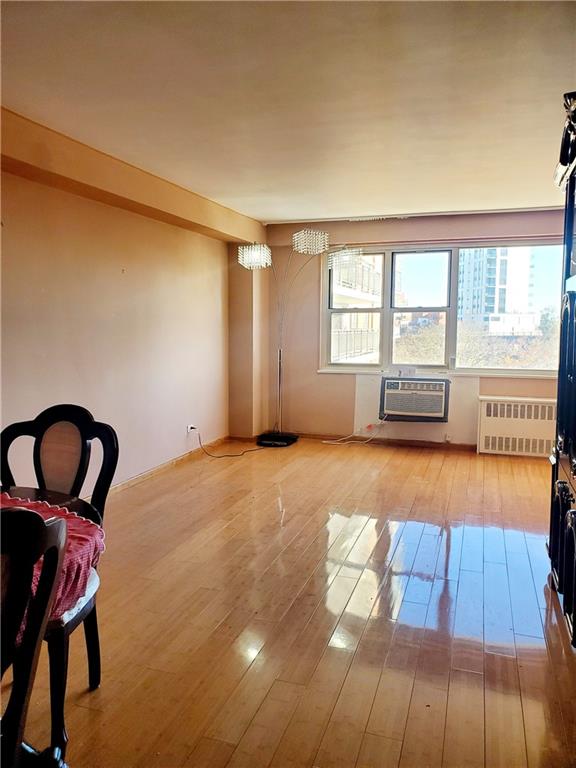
[47,630,69,759]
[83,605,101,691]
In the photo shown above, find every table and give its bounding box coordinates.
[1,491,106,767]
[0,490,105,621]
[1,485,103,524]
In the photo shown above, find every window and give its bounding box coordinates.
[328,252,383,364]
[498,287,506,313]
[455,245,563,370]
[391,251,450,366]
[323,241,563,373]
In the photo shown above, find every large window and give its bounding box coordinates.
[324,243,563,373]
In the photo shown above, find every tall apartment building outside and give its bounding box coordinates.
[457,246,538,336]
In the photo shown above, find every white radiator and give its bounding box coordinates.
[477,396,556,457]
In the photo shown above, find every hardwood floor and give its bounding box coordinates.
[17,440,576,766]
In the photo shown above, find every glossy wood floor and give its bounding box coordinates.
[17,440,576,766]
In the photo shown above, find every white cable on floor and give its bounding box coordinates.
[322,416,387,445]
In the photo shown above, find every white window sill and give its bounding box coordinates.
[317,366,558,380]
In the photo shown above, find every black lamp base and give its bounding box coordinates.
[256,431,299,448]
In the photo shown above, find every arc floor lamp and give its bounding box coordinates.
[238,229,329,447]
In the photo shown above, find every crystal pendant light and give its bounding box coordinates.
[238,243,272,270]
[327,247,363,270]
[292,228,329,256]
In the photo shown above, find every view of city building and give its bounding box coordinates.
[455,245,561,368]
[457,246,536,334]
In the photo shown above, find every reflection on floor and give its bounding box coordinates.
[19,440,576,767]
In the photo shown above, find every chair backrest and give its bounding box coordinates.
[1,405,119,521]
[1,507,66,767]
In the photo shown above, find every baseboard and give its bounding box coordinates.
[107,436,231,496]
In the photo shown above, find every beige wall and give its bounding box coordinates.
[252,266,270,436]
[228,248,270,438]
[268,246,356,438]
[267,210,563,441]
[1,172,229,487]
[479,377,556,398]
[228,251,255,438]
[2,109,266,244]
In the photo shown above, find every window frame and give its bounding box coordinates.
[325,248,388,369]
[320,238,562,377]
[390,248,453,368]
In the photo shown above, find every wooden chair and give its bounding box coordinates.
[1,405,119,757]
[1,507,66,768]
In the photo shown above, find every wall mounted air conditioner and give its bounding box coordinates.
[379,377,450,422]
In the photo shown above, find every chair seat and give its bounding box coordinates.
[54,568,100,626]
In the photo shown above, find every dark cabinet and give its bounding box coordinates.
[549,91,576,646]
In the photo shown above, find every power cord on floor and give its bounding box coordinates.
[322,416,387,445]
[197,430,265,459]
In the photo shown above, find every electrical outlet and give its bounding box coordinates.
[187,424,197,433]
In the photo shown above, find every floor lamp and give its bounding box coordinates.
[238,229,329,447]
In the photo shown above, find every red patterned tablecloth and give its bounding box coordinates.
[1,491,105,619]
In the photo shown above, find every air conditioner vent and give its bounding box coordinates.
[380,377,450,422]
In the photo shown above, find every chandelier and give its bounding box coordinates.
[237,243,272,270]
[292,228,329,256]
[327,247,363,270]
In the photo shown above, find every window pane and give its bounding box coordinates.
[456,245,563,370]
[330,251,383,309]
[330,312,380,364]
[393,251,450,308]
[392,312,446,365]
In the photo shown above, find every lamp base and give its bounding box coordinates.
[256,431,299,448]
